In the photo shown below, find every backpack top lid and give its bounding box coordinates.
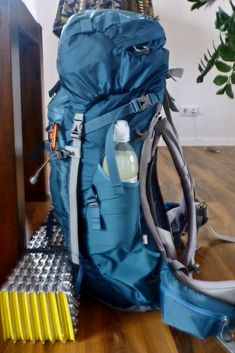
[57,10,168,112]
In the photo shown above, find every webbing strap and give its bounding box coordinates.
[207,224,235,244]
[84,93,158,135]
[66,113,84,265]
[217,336,235,353]
[175,270,235,306]
[163,90,179,138]
[139,104,166,255]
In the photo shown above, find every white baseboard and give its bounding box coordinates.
[179,138,235,146]
[159,137,235,147]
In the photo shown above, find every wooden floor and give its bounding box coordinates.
[0,147,234,353]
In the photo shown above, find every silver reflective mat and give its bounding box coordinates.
[0,212,79,342]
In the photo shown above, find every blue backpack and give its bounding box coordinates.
[46,9,235,347]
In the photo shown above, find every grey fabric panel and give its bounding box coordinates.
[67,113,84,265]
[69,157,80,264]
[167,196,188,244]
[167,196,186,225]
[156,227,176,260]
[175,270,235,305]
[163,91,179,137]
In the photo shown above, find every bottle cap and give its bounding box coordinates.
[113,120,130,143]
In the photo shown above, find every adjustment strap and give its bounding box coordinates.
[163,90,179,137]
[65,113,84,265]
[207,224,235,244]
[84,93,158,135]
[217,336,235,353]
[89,202,101,231]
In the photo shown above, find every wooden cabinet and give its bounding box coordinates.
[0,0,47,283]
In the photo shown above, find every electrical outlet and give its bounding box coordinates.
[179,105,199,117]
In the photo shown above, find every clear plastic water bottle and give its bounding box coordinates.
[102,120,139,183]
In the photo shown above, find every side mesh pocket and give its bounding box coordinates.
[84,165,141,255]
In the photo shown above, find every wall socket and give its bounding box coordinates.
[179,105,199,117]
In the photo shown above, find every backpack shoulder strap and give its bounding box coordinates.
[140,114,197,267]
[140,108,235,307]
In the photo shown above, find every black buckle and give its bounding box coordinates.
[196,200,209,228]
[188,263,200,274]
[49,80,61,98]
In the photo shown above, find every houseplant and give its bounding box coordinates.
[188,0,235,98]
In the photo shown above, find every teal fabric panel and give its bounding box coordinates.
[82,162,162,309]
[49,159,70,249]
[160,263,235,338]
[47,88,73,249]
[83,244,162,309]
[57,10,168,112]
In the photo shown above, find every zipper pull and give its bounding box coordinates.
[29,152,57,185]
[220,316,234,342]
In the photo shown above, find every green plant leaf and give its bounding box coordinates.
[216,85,227,95]
[225,83,234,98]
[228,34,235,50]
[231,73,235,84]
[215,60,232,72]
[215,7,230,31]
[213,75,228,85]
[220,45,235,62]
[191,1,207,10]
[187,0,235,99]
[229,0,235,12]
[198,64,204,73]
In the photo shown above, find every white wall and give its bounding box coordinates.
[34,0,59,112]
[21,0,37,20]
[154,0,235,146]
[24,0,235,145]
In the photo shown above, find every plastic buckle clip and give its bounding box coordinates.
[132,94,153,113]
[64,146,81,158]
[188,263,200,274]
[89,202,99,208]
[71,114,83,140]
